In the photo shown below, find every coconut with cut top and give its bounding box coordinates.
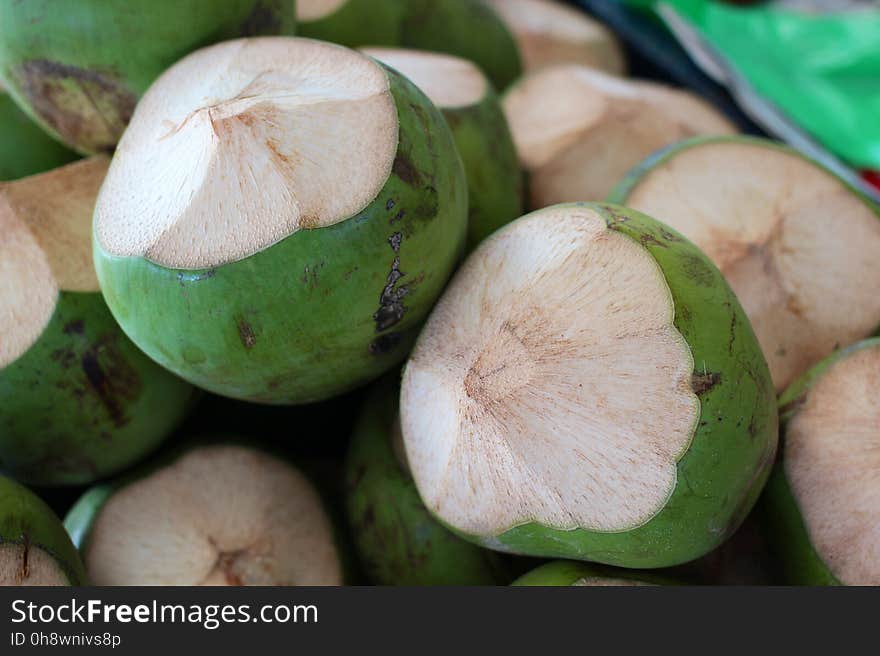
[502,65,736,208]
[0,158,195,486]
[611,136,880,391]
[363,47,523,250]
[64,444,343,585]
[0,475,86,585]
[346,378,512,585]
[93,38,468,404]
[0,1,296,154]
[400,202,777,568]
[297,0,522,90]
[512,561,669,586]
[484,0,625,75]
[762,339,880,585]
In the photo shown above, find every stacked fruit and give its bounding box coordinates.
[1,0,876,587]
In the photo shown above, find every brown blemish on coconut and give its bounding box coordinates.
[392,153,422,188]
[639,232,668,249]
[237,318,257,350]
[80,335,142,428]
[373,233,409,334]
[0,542,70,586]
[691,371,721,395]
[15,60,136,153]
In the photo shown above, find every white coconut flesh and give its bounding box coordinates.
[622,141,880,391]
[502,65,736,204]
[361,48,487,109]
[296,0,348,21]
[400,205,699,537]
[0,543,70,586]
[486,0,625,74]
[94,37,399,270]
[0,157,107,369]
[82,445,342,586]
[783,346,880,585]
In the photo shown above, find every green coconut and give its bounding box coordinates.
[0,0,297,154]
[65,442,344,585]
[0,158,195,486]
[296,0,522,90]
[484,0,625,75]
[346,377,512,585]
[93,38,468,404]
[0,474,86,585]
[512,561,671,586]
[400,202,777,568]
[362,48,523,250]
[0,88,77,181]
[610,136,880,392]
[503,65,736,208]
[761,338,880,585]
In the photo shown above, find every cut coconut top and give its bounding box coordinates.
[0,543,71,586]
[502,65,635,170]
[621,139,880,390]
[82,444,342,586]
[400,205,699,536]
[528,108,697,208]
[362,48,488,109]
[504,65,735,176]
[297,0,348,21]
[94,37,398,270]
[0,157,108,368]
[632,81,735,136]
[486,0,624,74]
[783,344,880,585]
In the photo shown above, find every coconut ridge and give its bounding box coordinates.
[401,205,699,537]
[94,37,400,270]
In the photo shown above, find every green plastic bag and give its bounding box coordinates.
[627,0,880,169]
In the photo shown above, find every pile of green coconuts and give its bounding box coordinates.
[1,0,878,588]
